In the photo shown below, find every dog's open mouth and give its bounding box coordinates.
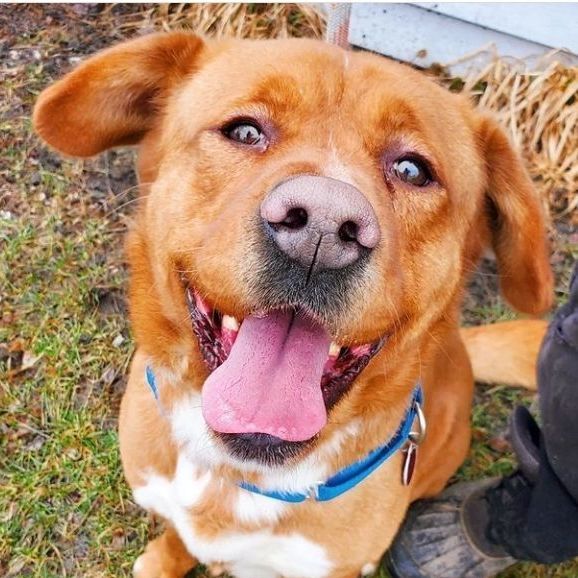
[186,288,384,460]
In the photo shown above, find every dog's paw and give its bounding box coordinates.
[133,529,197,578]
[207,562,226,577]
[133,552,159,578]
[360,562,377,577]
[133,544,194,578]
[133,550,175,578]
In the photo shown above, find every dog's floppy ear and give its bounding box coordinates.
[33,32,206,157]
[476,115,553,315]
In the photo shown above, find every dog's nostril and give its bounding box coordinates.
[261,175,381,269]
[279,207,308,230]
[338,220,359,243]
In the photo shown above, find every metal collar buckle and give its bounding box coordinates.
[402,400,427,486]
[409,400,427,445]
[307,481,324,501]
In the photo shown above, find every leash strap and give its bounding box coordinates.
[325,3,352,49]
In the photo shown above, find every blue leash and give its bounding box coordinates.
[146,366,424,503]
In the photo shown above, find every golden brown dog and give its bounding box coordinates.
[34,32,553,578]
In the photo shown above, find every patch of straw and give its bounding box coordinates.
[119,3,325,40]
[457,57,578,222]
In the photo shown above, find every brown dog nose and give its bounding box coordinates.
[260,175,381,269]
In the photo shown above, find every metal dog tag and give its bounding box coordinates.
[402,443,418,486]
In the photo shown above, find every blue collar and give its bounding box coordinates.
[145,366,424,503]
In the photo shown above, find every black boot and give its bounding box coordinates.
[386,262,578,577]
[385,478,516,578]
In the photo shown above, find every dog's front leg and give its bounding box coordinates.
[133,525,197,578]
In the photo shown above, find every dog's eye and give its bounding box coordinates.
[392,157,432,187]
[223,122,264,146]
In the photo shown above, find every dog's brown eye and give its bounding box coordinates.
[224,122,264,146]
[393,158,431,187]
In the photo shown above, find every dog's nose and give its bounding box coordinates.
[260,175,380,269]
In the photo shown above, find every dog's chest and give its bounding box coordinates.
[133,455,332,578]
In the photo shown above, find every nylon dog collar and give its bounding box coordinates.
[238,385,425,502]
[145,366,425,502]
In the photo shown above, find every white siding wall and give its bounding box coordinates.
[347,3,578,73]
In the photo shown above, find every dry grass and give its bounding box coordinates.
[115,2,325,40]
[454,58,578,223]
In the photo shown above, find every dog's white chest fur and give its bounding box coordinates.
[133,454,332,578]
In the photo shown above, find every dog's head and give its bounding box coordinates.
[34,33,552,469]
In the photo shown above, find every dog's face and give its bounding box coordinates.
[34,33,552,469]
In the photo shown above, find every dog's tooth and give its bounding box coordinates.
[222,314,239,332]
[194,292,211,317]
[329,342,341,358]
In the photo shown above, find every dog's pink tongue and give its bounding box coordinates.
[202,311,330,442]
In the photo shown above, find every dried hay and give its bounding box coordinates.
[114,3,325,40]
[123,3,576,223]
[456,58,578,223]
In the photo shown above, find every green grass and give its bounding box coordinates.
[0,159,145,576]
[1,5,577,577]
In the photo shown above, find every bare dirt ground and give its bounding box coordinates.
[1,4,576,578]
